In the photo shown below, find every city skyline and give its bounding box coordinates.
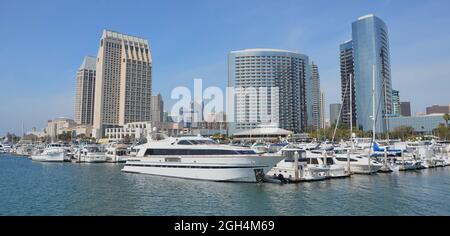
[1,0,450,135]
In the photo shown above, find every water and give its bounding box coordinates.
[1,154,450,216]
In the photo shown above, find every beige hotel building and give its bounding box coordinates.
[74,56,96,125]
[93,30,152,138]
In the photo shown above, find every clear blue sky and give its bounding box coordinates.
[1,0,449,135]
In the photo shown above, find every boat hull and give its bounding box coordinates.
[122,155,283,182]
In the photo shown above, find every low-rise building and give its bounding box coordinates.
[388,113,447,135]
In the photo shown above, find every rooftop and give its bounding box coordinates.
[79,56,96,71]
[102,29,149,45]
[358,14,376,21]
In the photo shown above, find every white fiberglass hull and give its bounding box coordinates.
[81,155,107,163]
[31,152,65,162]
[122,155,283,182]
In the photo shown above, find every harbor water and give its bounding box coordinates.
[1,154,450,216]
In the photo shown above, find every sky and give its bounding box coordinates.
[1,0,450,135]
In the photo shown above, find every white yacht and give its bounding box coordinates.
[31,143,68,162]
[122,135,284,182]
[267,148,330,182]
[79,145,107,163]
[333,148,383,174]
[105,144,129,163]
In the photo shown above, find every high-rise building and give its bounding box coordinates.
[228,49,310,134]
[339,40,356,128]
[75,56,96,125]
[426,105,450,115]
[93,30,152,138]
[329,103,342,126]
[352,14,392,133]
[392,89,400,116]
[319,90,325,129]
[400,102,411,117]
[308,62,321,129]
[151,93,164,123]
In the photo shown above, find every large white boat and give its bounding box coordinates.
[122,135,284,182]
[79,145,107,163]
[31,143,68,162]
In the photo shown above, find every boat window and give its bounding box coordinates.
[310,158,319,165]
[144,149,243,156]
[326,158,334,165]
[236,150,257,155]
[177,140,192,145]
[336,157,357,162]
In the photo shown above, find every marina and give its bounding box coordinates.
[1,153,450,216]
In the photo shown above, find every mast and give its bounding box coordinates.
[349,73,354,152]
[369,64,376,171]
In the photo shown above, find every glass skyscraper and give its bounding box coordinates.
[352,14,392,133]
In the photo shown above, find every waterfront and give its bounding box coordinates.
[1,154,450,216]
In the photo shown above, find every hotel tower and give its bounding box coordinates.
[74,56,96,125]
[93,30,152,138]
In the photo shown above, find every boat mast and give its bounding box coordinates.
[369,64,376,170]
[349,73,354,152]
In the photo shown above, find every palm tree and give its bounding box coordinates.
[444,113,450,128]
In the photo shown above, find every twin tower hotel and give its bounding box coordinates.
[75,30,152,138]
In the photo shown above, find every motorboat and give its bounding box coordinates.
[78,145,106,163]
[122,135,284,182]
[333,148,383,174]
[31,143,69,162]
[267,148,330,182]
[105,144,129,163]
[306,150,349,178]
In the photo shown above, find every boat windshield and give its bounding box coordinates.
[177,139,217,145]
[86,147,100,153]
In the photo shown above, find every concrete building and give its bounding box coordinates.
[388,114,447,135]
[45,118,77,139]
[426,105,450,115]
[308,62,321,129]
[75,56,96,125]
[329,103,342,126]
[339,40,356,127]
[93,30,152,138]
[151,93,164,122]
[228,48,310,134]
[105,122,152,141]
[400,102,411,117]
[392,89,400,116]
[352,14,393,133]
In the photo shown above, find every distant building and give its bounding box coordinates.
[75,56,96,125]
[339,40,356,127]
[319,90,325,129]
[228,48,309,134]
[392,90,400,116]
[400,102,411,117]
[308,62,321,129]
[105,122,152,141]
[426,105,450,115]
[93,30,152,138]
[388,114,447,135]
[352,14,393,133]
[45,118,77,139]
[329,103,342,126]
[151,93,164,122]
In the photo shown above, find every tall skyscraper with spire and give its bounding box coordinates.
[74,56,96,125]
[93,30,152,138]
